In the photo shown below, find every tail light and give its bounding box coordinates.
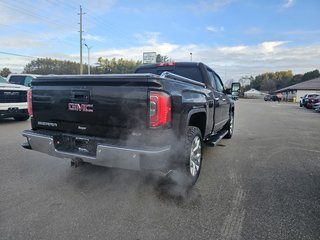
[157,62,176,67]
[27,89,33,117]
[149,91,171,128]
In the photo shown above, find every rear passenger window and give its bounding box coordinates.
[207,70,216,89]
[214,74,224,92]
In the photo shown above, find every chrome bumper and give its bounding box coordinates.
[22,130,172,171]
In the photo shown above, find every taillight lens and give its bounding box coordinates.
[149,91,171,128]
[157,62,176,67]
[27,89,33,117]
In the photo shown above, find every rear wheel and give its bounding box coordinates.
[168,126,203,188]
[14,115,29,121]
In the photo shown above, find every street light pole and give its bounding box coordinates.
[84,43,92,75]
[78,5,85,75]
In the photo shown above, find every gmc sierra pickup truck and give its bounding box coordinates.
[0,77,30,121]
[22,62,239,187]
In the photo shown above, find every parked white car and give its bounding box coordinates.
[7,74,38,87]
[0,76,30,121]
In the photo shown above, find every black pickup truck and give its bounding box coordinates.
[22,62,239,187]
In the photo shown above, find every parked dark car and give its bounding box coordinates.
[306,95,320,109]
[313,101,320,112]
[300,93,319,107]
[304,94,320,109]
[264,95,271,101]
[264,95,279,101]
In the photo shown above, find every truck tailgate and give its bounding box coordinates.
[31,76,151,139]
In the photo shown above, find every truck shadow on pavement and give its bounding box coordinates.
[0,118,26,124]
[62,162,202,207]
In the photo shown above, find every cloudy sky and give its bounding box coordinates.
[0,0,319,80]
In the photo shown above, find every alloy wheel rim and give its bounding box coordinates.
[230,114,234,134]
[189,136,202,177]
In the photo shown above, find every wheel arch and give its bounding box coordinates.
[187,109,207,138]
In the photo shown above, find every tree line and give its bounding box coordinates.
[240,69,319,93]
[1,54,169,77]
[21,57,143,75]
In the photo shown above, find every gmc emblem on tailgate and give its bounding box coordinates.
[68,103,93,112]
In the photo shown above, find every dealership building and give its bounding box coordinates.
[274,77,320,101]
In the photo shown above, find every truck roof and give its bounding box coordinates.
[136,62,204,70]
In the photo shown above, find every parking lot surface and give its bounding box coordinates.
[1,99,319,240]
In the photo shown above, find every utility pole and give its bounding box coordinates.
[84,43,92,75]
[190,52,192,62]
[78,5,85,75]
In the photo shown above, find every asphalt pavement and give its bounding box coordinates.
[0,99,320,240]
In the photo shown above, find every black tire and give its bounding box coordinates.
[224,111,234,139]
[299,102,303,107]
[14,115,29,121]
[168,126,203,188]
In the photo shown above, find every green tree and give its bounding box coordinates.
[251,70,293,91]
[0,67,11,77]
[96,57,142,74]
[250,77,262,90]
[240,85,250,97]
[23,58,81,75]
[301,69,320,82]
[156,54,169,63]
[260,79,276,92]
[290,74,302,85]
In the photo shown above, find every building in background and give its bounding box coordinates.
[244,88,268,99]
[274,77,320,101]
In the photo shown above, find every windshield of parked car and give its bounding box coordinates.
[8,75,26,85]
[0,77,7,83]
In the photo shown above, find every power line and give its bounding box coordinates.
[0,51,38,59]
[0,1,75,30]
[53,0,132,45]
[0,23,76,47]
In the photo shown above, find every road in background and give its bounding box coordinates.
[1,100,319,240]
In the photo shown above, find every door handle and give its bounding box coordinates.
[71,90,90,103]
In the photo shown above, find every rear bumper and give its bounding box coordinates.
[0,102,27,110]
[0,108,28,119]
[22,130,172,171]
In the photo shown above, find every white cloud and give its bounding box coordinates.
[91,42,179,60]
[134,32,162,45]
[88,40,320,81]
[259,41,288,53]
[0,34,52,49]
[1,31,319,82]
[218,46,248,54]
[206,26,224,32]
[283,0,295,8]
